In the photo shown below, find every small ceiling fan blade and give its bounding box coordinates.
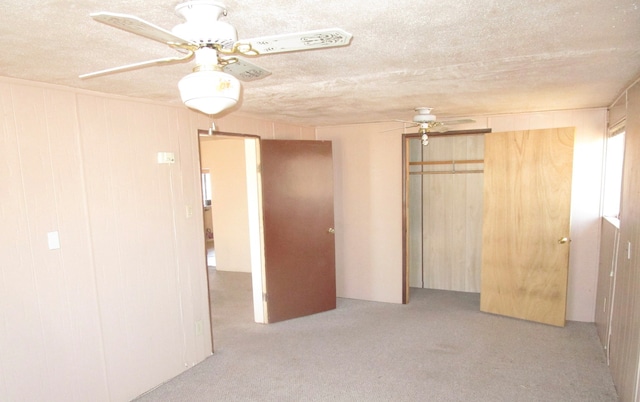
[430,126,450,133]
[239,28,352,55]
[439,118,475,125]
[393,119,416,124]
[79,52,194,79]
[380,123,418,133]
[221,58,272,82]
[91,12,196,47]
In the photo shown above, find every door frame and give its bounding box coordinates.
[401,129,491,303]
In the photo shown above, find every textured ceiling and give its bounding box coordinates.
[1,0,639,127]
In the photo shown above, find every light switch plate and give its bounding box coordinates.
[47,231,60,250]
[157,152,175,164]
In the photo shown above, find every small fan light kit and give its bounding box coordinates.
[80,1,353,116]
[397,107,474,146]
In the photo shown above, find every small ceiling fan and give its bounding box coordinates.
[396,107,475,145]
[79,1,353,115]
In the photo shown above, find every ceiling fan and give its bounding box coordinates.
[79,1,353,115]
[396,107,475,145]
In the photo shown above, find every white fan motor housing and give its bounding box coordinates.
[413,113,436,123]
[172,1,237,47]
[413,106,436,123]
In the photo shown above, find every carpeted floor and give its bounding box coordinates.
[135,270,619,401]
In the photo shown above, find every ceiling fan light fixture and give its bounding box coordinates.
[178,69,240,115]
[81,4,352,117]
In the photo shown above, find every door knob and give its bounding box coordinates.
[328,228,335,234]
[558,237,569,244]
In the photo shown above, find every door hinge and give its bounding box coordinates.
[262,293,268,302]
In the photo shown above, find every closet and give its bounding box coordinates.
[404,127,575,328]
[407,132,486,293]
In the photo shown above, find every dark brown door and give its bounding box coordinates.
[261,140,336,323]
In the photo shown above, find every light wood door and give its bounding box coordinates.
[261,140,336,323]
[480,128,574,327]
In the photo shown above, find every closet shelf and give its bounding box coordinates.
[409,159,484,175]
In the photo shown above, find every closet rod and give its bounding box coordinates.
[403,128,492,138]
[410,159,484,166]
[410,170,484,175]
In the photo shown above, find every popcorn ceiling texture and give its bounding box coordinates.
[0,0,638,126]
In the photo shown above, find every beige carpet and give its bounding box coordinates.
[135,270,619,401]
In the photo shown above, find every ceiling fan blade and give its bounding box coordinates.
[238,28,352,55]
[380,123,419,133]
[393,119,416,124]
[439,118,475,125]
[221,58,272,82]
[79,52,194,79]
[430,126,450,133]
[91,12,196,47]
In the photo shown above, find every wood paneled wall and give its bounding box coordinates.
[0,78,214,401]
[606,78,640,401]
[1,80,110,401]
[76,94,215,399]
[595,217,619,361]
[0,77,315,401]
[316,123,405,303]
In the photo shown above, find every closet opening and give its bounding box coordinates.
[198,130,266,351]
[402,129,491,303]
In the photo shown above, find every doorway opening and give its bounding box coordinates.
[197,134,338,332]
[198,131,266,332]
[201,168,216,267]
